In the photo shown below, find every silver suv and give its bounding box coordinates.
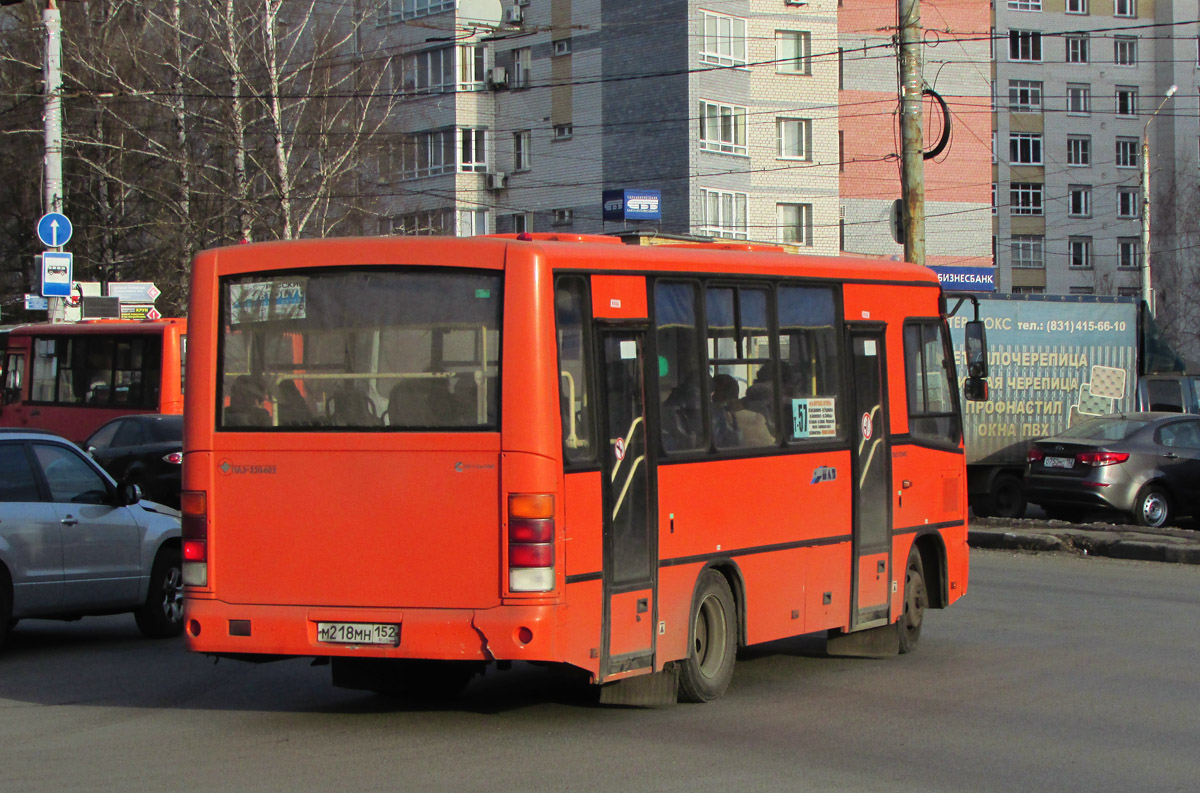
[0,430,182,647]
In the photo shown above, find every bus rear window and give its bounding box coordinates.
[218,269,502,430]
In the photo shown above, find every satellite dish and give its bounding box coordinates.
[458,0,502,27]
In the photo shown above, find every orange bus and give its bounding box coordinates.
[181,234,985,704]
[1,318,187,443]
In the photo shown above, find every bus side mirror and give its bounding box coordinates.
[964,377,988,402]
[964,320,987,379]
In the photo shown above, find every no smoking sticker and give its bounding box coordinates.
[614,437,626,461]
[861,412,873,440]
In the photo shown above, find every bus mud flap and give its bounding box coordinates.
[598,666,679,708]
[825,624,900,658]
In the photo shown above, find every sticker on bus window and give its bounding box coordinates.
[229,279,307,324]
[792,397,836,439]
[475,289,491,298]
[619,340,636,360]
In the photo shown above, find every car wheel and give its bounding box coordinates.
[0,566,12,648]
[897,545,927,655]
[1132,485,1171,528]
[134,548,185,638]
[678,569,737,703]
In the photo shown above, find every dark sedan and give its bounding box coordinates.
[1025,412,1200,527]
[84,414,182,508]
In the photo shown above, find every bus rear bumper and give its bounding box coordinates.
[183,597,566,664]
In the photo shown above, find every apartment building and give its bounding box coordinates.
[362,0,992,264]
[992,0,1199,311]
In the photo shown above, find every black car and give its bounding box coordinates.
[84,414,183,508]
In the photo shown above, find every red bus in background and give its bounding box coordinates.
[0,319,186,443]
[181,234,985,704]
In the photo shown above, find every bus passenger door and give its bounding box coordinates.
[847,326,891,629]
[599,330,657,680]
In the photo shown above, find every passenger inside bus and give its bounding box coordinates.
[275,379,314,426]
[661,371,704,452]
[711,373,774,449]
[225,376,271,427]
[328,381,381,427]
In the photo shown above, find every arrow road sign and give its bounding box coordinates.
[37,212,73,248]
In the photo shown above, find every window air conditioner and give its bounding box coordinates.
[489,66,509,89]
[486,172,509,190]
[504,5,523,24]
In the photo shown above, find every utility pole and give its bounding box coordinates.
[44,0,67,322]
[898,0,925,266]
[1142,84,1177,319]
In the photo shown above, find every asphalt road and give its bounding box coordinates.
[1,550,1198,793]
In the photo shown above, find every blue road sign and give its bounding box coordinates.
[37,212,73,248]
[41,251,73,297]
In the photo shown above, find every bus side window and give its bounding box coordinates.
[904,320,961,445]
[555,276,596,463]
[777,286,841,444]
[655,280,706,453]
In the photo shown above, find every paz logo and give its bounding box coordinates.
[811,465,837,484]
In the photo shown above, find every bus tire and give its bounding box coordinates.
[678,569,737,703]
[135,548,185,639]
[897,545,927,655]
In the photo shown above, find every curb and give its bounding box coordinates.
[967,528,1200,565]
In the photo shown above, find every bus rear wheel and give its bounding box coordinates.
[678,569,737,703]
[897,545,927,655]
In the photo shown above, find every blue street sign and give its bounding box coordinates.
[41,251,73,297]
[37,212,73,248]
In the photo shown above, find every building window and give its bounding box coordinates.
[1069,287,1096,296]
[1069,237,1093,268]
[1117,188,1139,218]
[699,101,748,155]
[1012,286,1045,294]
[1009,30,1042,62]
[1068,185,1092,218]
[1066,0,1088,13]
[552,208,574,226]
[513,130,531,171]
[382,0,455,22]
[552,39,571,56]
[1114,0,1136,18]
[1011,235,1045,268]
[1114,37,1137,66]
[458,45,485,91]
[399,129,456,179]
[1009,80,1043,111]
[1118,287,1140,297]
[776,31,811,75]
[1115,137,1139,168]
[1067,83,1090,115]
[1067,135,1091,166]
[1009,133,1043,165]
[459,128,487,172]
[1118,238,1140,268]
[396,208,454,236]
[701,11,748,68]
[1116,87,1138,117]
[512,47,531,88]
[777,118,812,160]
[1008,0,1041,9]
[1010,183,1044,216]
[553,124,573,140]
[1066,35,1089,64]
[401,47,455,94]
[777,203,813,246]
[457,209,489,237]
[504,212,532,233]
[700,188,748,240]
[992,183,997,215]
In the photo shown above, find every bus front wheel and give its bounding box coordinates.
[897,545,927,654]
[678,569,737,703]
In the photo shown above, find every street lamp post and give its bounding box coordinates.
[1142,84,1177,318]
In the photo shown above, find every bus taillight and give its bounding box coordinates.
[508,494,555,593]
[181,490,208,587]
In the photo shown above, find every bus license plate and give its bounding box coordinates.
[1044,456,1075,469]
[317,622,399,646]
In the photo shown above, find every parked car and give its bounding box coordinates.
[84,414,182,508]
[1025,412,1200,527]
[0,430,182,648]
